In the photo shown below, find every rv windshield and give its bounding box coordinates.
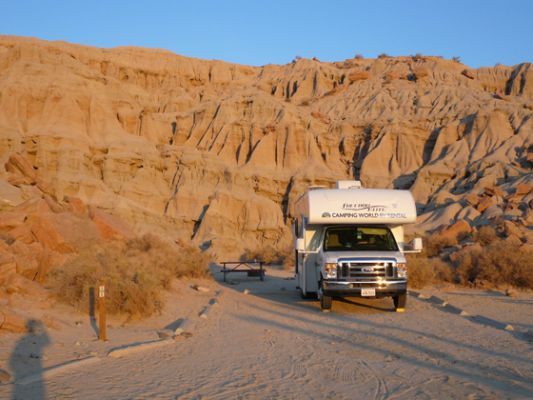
[323,226,399,252]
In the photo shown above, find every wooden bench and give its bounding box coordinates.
[220,261,265,282]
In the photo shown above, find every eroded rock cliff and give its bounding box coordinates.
[0,36,531,258]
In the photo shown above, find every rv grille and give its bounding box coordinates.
[338,261,395,279]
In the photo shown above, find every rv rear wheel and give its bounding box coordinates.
[299,287,314,299]
[393,293,407,311]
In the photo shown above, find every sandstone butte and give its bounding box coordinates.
[0,37,532,326]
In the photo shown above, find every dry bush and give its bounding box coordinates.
[241,244,293,267]
[475,225,498,245]
[455,239,533,288]
[47,234,210,319]
[407,256,455,289]
[424,234,458,257]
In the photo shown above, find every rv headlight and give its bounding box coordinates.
[325,263,337,279]
[397,262,407,278]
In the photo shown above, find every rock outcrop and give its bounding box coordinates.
[0,36,531,258]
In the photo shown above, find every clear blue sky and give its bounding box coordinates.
[2,0,532,68]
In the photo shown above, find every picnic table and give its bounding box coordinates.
[220,261,265,282]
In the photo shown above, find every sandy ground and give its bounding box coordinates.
[1,267,533,399]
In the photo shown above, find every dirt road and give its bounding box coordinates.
[2,267,533,399]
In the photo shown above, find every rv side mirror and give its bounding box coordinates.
[403,237,423,253]
[412,237,423,251]
[296,238,305,252]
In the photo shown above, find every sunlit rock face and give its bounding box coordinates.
[0,36,531,257]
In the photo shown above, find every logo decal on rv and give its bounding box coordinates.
[322,212,331,218]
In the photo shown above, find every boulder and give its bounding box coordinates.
[27,213,75,253]
[464,192,480,207]
[89,207,134,240]
[0,260,16,286]
[437,220,472,241]
[4,153,36,184]
[0,369,11,383]
[516,182,533,196]
[0,308,27,333]
[477,196,497,213]
[65,196,87,216]
[0,210,25,230]
[3,273,49,298]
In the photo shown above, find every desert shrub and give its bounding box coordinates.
[455,240,533,288]
[241,244,293,267]
[424,234,458,257]
[377,53,390,59]
[47,234,210,319]
[452,56,461,63]
[475,225,498,246]
[408,256,455,289]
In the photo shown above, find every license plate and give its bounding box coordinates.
[361,288,376,297]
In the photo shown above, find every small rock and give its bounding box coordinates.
[385,354,399,362]
[504,324,514,331]
[75,341,81,346]
[190,284,210,293]
[441,301,449,307]
[75,321,83,326]
[460,310,470,317]
[29,353,40,359]
[90,351,98,357]
[0,369,11,383]
[243,289,250,295]
[180,332,193,339]
[418,293,430,299]
[157,329,175,339]
[504,288,516,297]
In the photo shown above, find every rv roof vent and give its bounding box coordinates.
[336,180,362,189]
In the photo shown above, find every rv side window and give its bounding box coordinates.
[324,226,399,252]
[307,230,323,251]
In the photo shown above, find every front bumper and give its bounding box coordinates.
[322,279,407,298]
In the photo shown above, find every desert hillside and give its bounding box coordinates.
[0,35,532,259]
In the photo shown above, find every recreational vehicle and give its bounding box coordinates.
[293,181,422,312]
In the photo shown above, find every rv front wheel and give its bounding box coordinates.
[318,280,332,311]
[320,293,332,311]
[393,293,407,312]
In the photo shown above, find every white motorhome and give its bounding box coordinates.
[293,181,422,312]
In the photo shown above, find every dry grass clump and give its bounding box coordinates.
[474,225,498,245]
[407,256,454,289]
[241,244,293,268]
[423,234,458,257]
[454,240,533,288]
[47,234,210,319]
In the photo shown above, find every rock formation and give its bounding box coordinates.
[0,35,531,261]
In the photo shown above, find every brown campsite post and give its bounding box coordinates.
[98,284,107,341]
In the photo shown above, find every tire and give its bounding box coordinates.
[299,286,314,300]
[320,293,332,311]
[393,293,407,311]
[319,279,332,311]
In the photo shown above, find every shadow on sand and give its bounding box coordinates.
[9,319,50,400]
[216,265,533,395]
